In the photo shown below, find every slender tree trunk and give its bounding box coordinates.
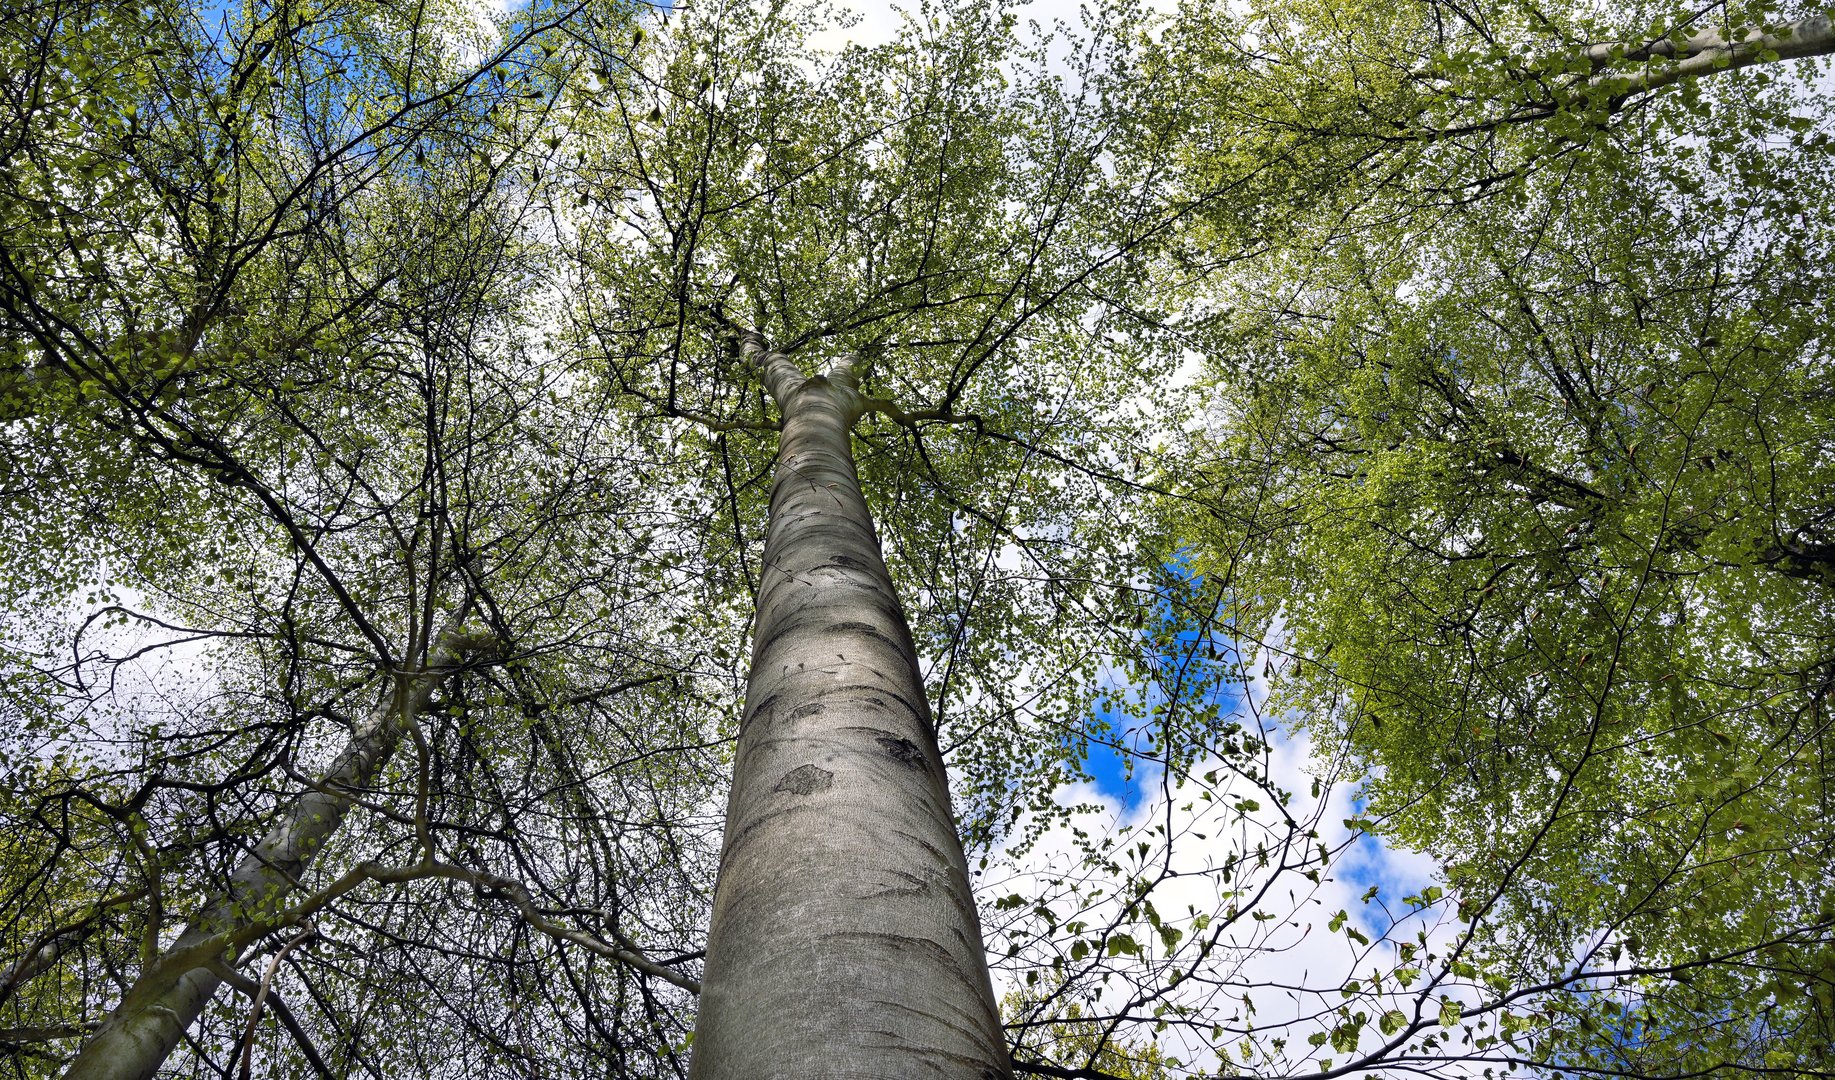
[62,613,478,1080]
[689,336,1010,1079]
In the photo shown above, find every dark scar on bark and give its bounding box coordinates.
[790,702,825,718]
[876,736,926,769]
[774,764,833,795]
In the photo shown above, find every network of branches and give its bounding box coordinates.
[1,0,1830,1077]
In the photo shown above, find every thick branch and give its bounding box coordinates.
[1420,13,1835,141]
[1582,13,1835,79]
[737,329,809,410]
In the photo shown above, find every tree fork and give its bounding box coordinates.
[61,607,486,1080]
[688,332,1010,1078]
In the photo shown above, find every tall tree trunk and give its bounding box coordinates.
[689,336,1010,1078]
[62,612,478,1080]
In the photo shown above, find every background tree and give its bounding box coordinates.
[1165,0,1835,1073]
[4,2,719,1077]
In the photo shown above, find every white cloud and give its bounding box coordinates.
[979,707,1490,1078]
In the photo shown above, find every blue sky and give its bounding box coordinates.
[1074,557,1439,946]
[1082,700,1148,808]
[1081,557,1248,810]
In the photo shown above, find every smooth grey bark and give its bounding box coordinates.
[61,613,479,1080]
[688,336,1010,1079]
[1581,13,1835,93]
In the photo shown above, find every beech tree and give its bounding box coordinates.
[1166,0,1835,1073]
[3,0,1834,1078]
[4,2,720,1077]
[554,4,1175,1071]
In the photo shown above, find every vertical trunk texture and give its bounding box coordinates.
[690,346,1010,1079]
[62,618,473,1080]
